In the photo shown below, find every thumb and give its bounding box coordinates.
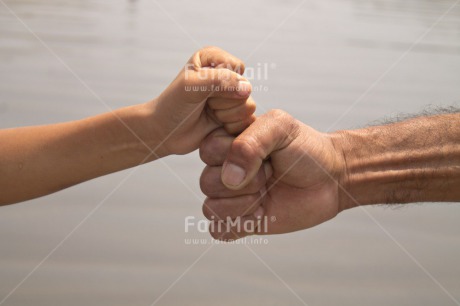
[221,109,297,190]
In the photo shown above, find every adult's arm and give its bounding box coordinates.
[199,110,460,240]
[337,112,460,210]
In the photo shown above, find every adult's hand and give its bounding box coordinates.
[199,110,345,240]
[199,109,460,241]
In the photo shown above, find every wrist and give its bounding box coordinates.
[137,99,172,159]
[106,101,170,161]
[328,131,352,212]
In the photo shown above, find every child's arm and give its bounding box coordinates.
[0,46,255,206]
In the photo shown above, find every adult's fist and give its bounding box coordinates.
[199,110,346,241]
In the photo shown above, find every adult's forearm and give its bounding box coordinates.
[335,113,460,210]
[0,102,161,206]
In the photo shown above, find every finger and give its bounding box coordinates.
[200,128,234,166]
[209,207,265,241]
[182,68,252,100]
[207,97,244,110]
[223,114,256,135]
[207,95,255,111]
[202,193,263,221]
[221,109,298,189]
[200,165,266,198]
[188,46,245,74]
[213,97,256,123]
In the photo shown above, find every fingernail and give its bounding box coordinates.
[237,81,251,97]
[222,163,246,187]
[253,206,264,219]
[263,162,273,180]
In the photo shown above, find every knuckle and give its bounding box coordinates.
[215,69,234,85]
[239,62,246,73]
[223,103,255,121]
[240,194,261,213]
[247,173,265,194]
[202,198,215,220]
[199,167,215,196]
[233,62,245,75]
[203,198,229,221]
[201,45,220,53]
[266,109,299,136]
[193,46,217,61]
[212,110,226,121]
[234,112,247,122]
[267,109,291,121]
[199,135,226,166]
[247,193,261,204]
[223,122,241,135]
[209,224,222,240]
[245,101,256,115]
[199,138,213,163]
[232,135,263,161]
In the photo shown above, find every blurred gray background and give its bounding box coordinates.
[0,0,459,305]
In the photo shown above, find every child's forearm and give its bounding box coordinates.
[0,102,161,206]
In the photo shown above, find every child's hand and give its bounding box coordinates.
[0,46,255,205]
[147,46,256,156]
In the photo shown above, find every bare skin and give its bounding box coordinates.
[0,47,256,206]
[199,110,460,241]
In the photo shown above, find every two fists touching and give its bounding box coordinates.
[3,46,457,217]
[175,47,344,241]
[1,46,344,232]
[184,47,460,241]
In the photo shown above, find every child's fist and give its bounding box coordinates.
[150,46,256,155]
